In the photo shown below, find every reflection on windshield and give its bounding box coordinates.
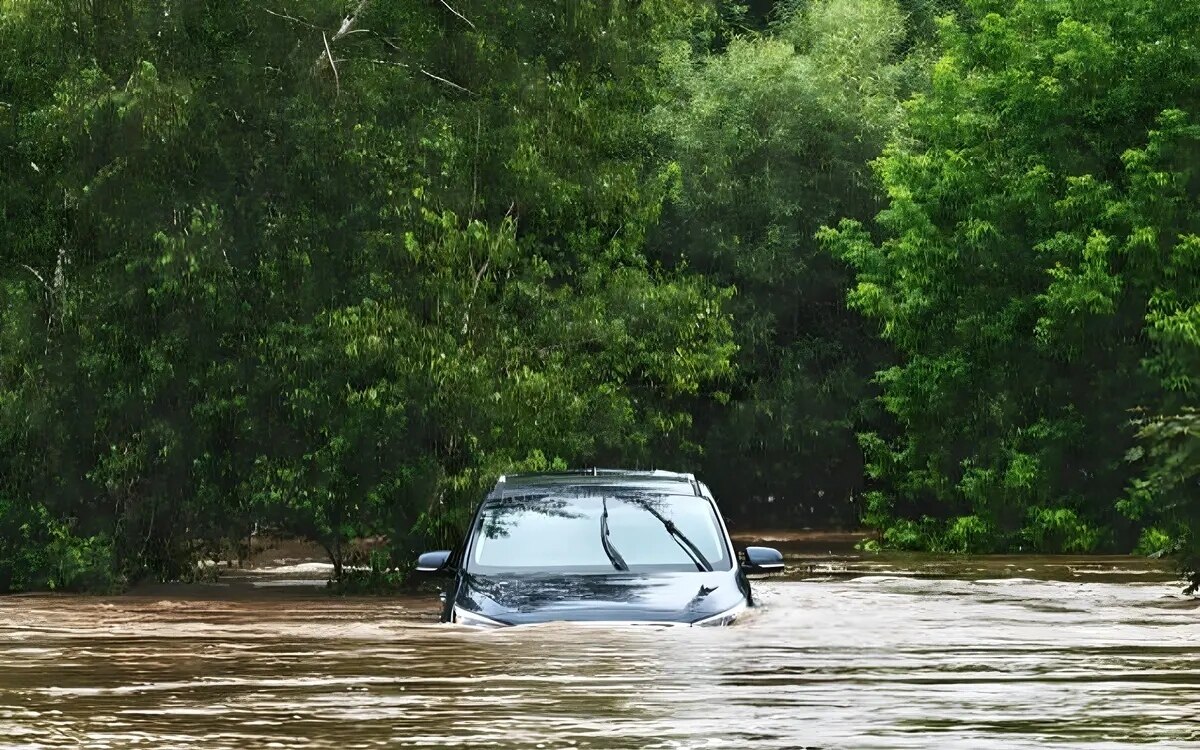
[627,496,713,572]
[478,495,581,540]
[470,492,731,574]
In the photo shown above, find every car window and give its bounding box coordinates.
[469,492,732,574]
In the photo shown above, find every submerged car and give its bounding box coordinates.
[415,469,784,627]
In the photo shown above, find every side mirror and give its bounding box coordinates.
[741,546,785,575]
[416,550,452,573]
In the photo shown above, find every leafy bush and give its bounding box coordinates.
[1021,508,1103,554]
[943,515,998,553]
[1124,410,1200,591]
[0,498,118,592]
[1133,527,1174,558]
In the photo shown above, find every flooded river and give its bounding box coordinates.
[2,549,1197,749]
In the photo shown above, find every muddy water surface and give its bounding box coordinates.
[2,552,1197,749]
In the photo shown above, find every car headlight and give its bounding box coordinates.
[452,605,508,628]
[692,601,748,627]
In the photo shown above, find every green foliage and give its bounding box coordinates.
[0,0,734,590]
[1133,527,1173,558]
[655,0,908,523]
[823,0,1200,559]
[943,515,996,553]
[0,498,117,592]
[1125,410,1200,591]
[327,549,411,595]
[1021,508,1103,554]
[4,0,1199,593]
[881,518,936,551]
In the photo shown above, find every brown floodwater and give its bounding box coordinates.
[2,551,1198,749]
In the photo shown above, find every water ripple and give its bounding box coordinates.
[0,558,1197,749]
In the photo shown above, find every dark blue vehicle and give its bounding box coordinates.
[416,469,785,627]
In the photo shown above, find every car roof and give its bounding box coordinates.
[489,469,708,500]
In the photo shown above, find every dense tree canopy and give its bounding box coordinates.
[654,0,907,526]
[2,0,1198,591]
[0,0,735,589]
[823,0,1200,575]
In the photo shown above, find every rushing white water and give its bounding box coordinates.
[1,555,1197,749]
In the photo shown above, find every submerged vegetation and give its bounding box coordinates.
[1,0,1197,592]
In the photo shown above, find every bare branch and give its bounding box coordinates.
[608,222,624,245]
[322,31,340,96]
[52,247,67,292]
[331,2,367,42]
[367,58,472,95]
[375,35,403,52]
[471,110,481,216]
[262,7,321,30]
[298,1,469,96]
[462,259,490,335]
[420,68,472,95]
[312,0,372,78]
[18,263,50,291]
[436,0,476,30]
[358,57,472,101]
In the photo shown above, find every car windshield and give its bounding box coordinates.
[468,492,733,574]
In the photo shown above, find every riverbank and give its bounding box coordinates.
[99,535,1180,600]
[4,530,1177,600]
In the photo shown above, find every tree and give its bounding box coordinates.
[0,0,734,589]
[655,0,907,525]
[823,0,1200,553]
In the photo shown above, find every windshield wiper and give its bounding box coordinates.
[600,497,629,571]
[629,498,713,572]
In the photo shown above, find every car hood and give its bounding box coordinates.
[454,570,747,626]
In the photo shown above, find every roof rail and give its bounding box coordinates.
[500,468,696,482]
